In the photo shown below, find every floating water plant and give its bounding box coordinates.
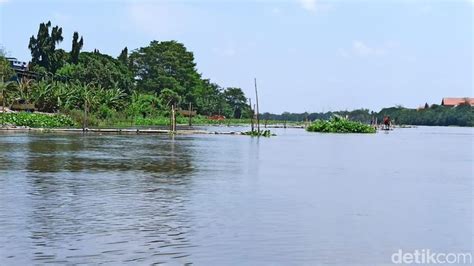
[242,130,275,137]
[1,112,76,128]
[306,116,376,133]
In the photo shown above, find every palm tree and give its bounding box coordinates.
[0,79,18,108]
[12,78,34,102]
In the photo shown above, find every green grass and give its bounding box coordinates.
[307,116,376,133]
[90,115,296,128]
[1,111,300,129]
[1,112,76,128]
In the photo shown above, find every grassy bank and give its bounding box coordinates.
[98,116,255,127]
[307,116,376,133]
[65,111,298,128]
[1,111,296,129]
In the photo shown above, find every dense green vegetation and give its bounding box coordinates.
[377,105,473,127]
[307,116,376,133]
[241,130,274,137]
[0,21,252,128]
[264,105,473,127]
[1,113,75,128]
[262,109,376,123]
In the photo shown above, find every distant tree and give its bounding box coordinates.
[70,32,84,64]
[223,87,248,118]
[118,47,128,65]
[28,21,64,72]
[0,56,14,81]
[424,102,429,109]
[192,80,231,116]
[159,88,181,108]
[56,51,134,94]
[0,56,16,106]
[129,41,200,96]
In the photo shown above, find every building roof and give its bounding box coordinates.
[441,97,474,106]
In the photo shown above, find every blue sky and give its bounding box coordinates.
[0,0,472,113]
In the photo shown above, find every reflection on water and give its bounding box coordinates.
[0,134,195,264]
[0,127,472,265]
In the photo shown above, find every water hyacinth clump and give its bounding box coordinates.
[242,130,275,137]
[1,112,76,128]
[307,116,376,133]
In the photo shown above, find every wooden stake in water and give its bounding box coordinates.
[171,104,176,133]
[254,78,260,133]
[254,104,257,131]
[188,102,192,127]
[1,76,4,127]
[169,105,173,132]
[249,98,254,132]
[83,86,88,131]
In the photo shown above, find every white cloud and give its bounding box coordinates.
[337,48,349,58]
[271,7,282,15]
[352,40,386,56]
[127,2,190,37]
[297,0,333,13]
[0,0,9,4]
[298,0,318,12]
[339,40,398,58]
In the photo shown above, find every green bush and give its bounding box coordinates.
[242,130,274,137]
[97,105,115,120]
[307,116,376,133]
[1,112,76,128]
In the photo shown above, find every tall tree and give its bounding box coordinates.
[118,47,128,65]
[129,41,200,96]
[70,32,84,64]
[56,51,134,94]
[223,87,248,118]
[0,56,14,81]
[159,88,181,108]
[28,21,64,72]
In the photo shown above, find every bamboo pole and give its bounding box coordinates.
[1,76,4,127]
[188,102,192,127]
[254,78,260,133]
[253,104,256,131]
[171,104,176,133]
[83,86,87,131]
[249,98,254,132]
[169,105,173,132]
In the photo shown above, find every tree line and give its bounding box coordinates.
[262,105,473,127]
[0,21,251,124]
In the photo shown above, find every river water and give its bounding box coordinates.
[0,126,472,265]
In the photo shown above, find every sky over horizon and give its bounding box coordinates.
[0,0,472,113]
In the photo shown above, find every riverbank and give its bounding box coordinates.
[0,111,304,130]
[0,126,246,136]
